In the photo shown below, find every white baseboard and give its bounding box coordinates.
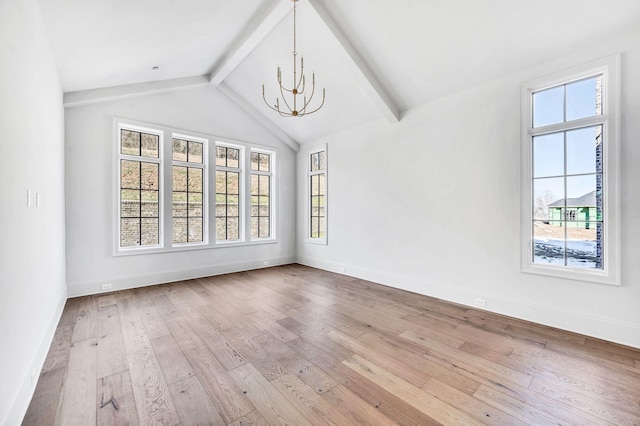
[3,290,67,426]
[297,256,640,349]
[67,256,297,298]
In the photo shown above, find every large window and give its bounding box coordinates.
[250,150,273,239]
[521,56,620,285]
[215,145,241,241]
[308,146,327,243]
[115,120,277,254]
[172,136,206,244]
[119,128,161,248]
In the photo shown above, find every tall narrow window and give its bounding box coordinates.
[215,145,241,241]
[172,137,205,244]
[250,150,273,239]
[119,128,161,248]
[308,147,327,242]
[521,56,619,285]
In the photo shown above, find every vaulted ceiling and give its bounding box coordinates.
[38,0,640,147]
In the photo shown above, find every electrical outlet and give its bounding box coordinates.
[263,261,269,266]
[474,298,486,307]
[101,283,112,291]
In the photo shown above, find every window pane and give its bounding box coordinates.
[250,174,258,195]
[141,192,158,217]
[173,218,187,243]
[566,76,601,121]
[173,139,187,162]
[259,218,270,238]
[311,175,319,196]
[259,204,269,217]
[259,153,270,172]
[228,172,239,194]
[318,151,326,170]
[227,218,239,240]
[216,146,227,167]
[311,217,320,238]
[533,220,565,266]
[121,190,139,218]
[567,175,601,220]
[188,193,202,217]
[121,160,140,189]
[566,223,601,269]
[566,126,602,175]
[227,195,239,217]
[216,219,227,240]
[259,175,270,196]
[533,86,564,128]
[189,217,203,242]
[250,152,260,171]
[188,168,203,192]
[121,130,140,155]
[311,153,320,171]
[173,192,187,217]
[319,174,326,195]
[533,133,564,178]
[533,177,564,221]
[251,217,259,239]
[216,171,226,193]
[173,166,187,191]
[141,133,159,158]
[188,141,203,163]
[216,195,227,216]
[227,148,239,168]
[141,163,158,190]
[141,218,159,245]
[121,218,140,247]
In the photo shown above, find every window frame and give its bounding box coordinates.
[113,118,278,256]
[171,133,209,248]
[306,144,327,245]
[115,122,164,253]
[250,147,276,241]
[214,141,245,244]
[520,55,620,286]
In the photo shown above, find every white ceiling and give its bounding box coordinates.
[39,0,640,144]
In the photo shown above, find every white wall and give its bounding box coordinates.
[0,0,67,424]
[297,33,640,348]
[65,87,297,297]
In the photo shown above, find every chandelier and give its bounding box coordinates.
[262,0,325,117]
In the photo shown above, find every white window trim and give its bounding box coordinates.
[214,141,245,243]
[306,144,328,245]
[114,121,165,254]
[520,55,621,286]
[250,147,277,242]
[113,117,279,256]
[171,133,209,248]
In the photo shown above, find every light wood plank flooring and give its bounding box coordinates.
[23,265,640,425]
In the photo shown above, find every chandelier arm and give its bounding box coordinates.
[296,58,305,91]
[299,88,326,116]
[299,78,316,113]
[278,81,295,113]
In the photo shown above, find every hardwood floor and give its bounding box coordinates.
[23,265,640,425]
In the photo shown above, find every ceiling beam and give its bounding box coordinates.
[209,0,293,87]
[307,0,402,123]
[217,83,300,152]
[63,75,209,108]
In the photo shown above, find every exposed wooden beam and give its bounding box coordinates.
[63,75,209,108]
[209,0,293,88]
[217,82,300,152]
[307,0,402,123]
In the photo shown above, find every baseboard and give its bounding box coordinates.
[67,256,297,298]
[296,256,640,349]
[3,289,67,426]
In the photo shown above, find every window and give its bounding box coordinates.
[119,127,161,248]
[308,146,327,243]
[172,136,206,244]
[115,119,277,254]
[250,150,273,239]
[521,56,620,285]
[215,145,242,241]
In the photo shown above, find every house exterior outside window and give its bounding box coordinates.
[520,56,620,285]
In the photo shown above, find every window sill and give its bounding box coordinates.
[521,262,619,286]
[113,238,279,256]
